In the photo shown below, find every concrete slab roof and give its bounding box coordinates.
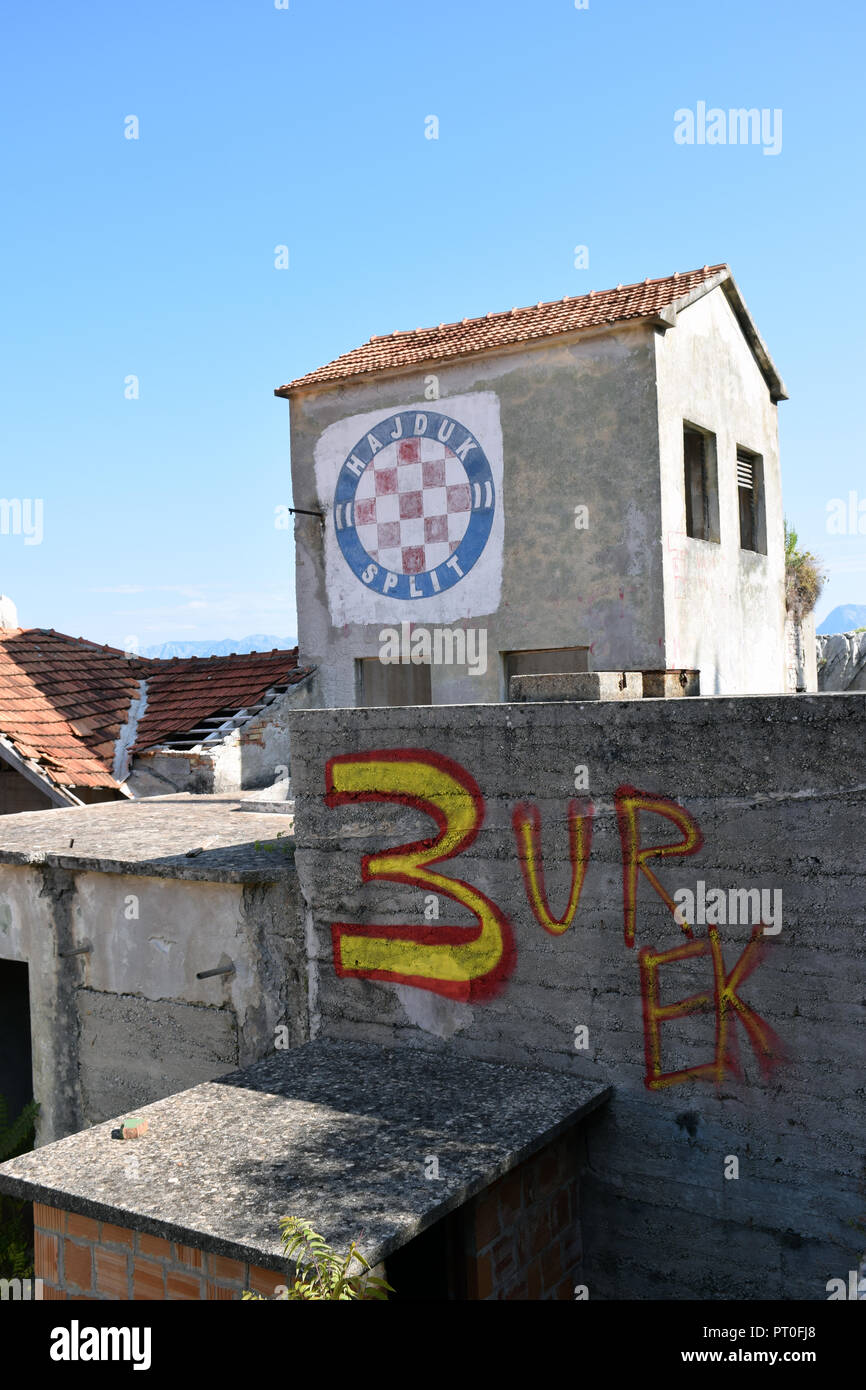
[0,793,295,882]
[0,1040,611,1272]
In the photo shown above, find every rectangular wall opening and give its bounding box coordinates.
[355,658,432,708]
[683,423,720,543]
[0,959,35,1280]
[504,647,591,685]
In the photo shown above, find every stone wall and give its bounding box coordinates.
[817,630,866,691]
[288,694,866,1300]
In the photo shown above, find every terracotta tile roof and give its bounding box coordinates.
[0,630,141,790]
[132,650,309,752]
[275,264,730,394]
[0,629,310,795]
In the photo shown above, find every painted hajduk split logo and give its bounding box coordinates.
[333,410,495,599]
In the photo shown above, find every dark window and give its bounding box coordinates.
[683,425,719,542]
[737,448,765,553]
[356,658,431,707]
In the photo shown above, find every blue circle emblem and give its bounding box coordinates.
[333,409,495,600]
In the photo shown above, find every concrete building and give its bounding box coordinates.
[275,264,793,705]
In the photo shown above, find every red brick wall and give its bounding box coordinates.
[463,1128,582,1300]
[32,1204,285,1301]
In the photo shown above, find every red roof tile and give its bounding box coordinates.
[275,265,730,394]
[0,629,310,794]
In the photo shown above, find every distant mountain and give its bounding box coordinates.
[141,635,297,660]
[816,606,866,635]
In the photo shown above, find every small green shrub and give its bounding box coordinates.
[243,1218,393,1301]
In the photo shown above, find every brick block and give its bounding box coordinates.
[67,1213,100,1242]
[42,1284,67,1300]
[138,1233,172,1260]
[35,1230,59,1284]
[133,1258,165,1300]
[208,1252,246,1283]
[101,1222,134,1248]
[95,1247,129,1298]
[165,1271,204,1300]
[173,1242,203,1270]
[34,1203,65,1233]
[64,1239,94,1292]
[474,1193,501,1251]
[541,1241,563,1291]
[526,1256,543,1300]
[205,1281,239,1300]
[247,1265,286,1298]
[474,1251,493,1301]
[497,1169,522,1216]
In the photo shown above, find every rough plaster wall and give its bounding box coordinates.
[77,992,238,1123]
[655,286,787,694]
[0,867,306,1141]
[287,326,667,707]
[289,697,866,1300]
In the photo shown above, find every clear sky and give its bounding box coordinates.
[1,0,863,647]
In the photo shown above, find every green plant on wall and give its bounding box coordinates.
[784,521,826,620]
[243,1218,393,1301]
[0,1093,39,1280]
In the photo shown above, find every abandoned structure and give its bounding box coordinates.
[0,266,858,1303]
[0,616,315,812]
[276,264,795,705]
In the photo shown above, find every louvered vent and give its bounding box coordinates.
[737,452,755,489]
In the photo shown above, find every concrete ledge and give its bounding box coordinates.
[0,794,295,882]
[510,671,643,702]
[0,1040,610,1271]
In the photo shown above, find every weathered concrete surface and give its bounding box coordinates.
[77,992,238,1122]
[0,1040,609,1272]
[0,796,305,1143]
[818,630,866,691]
[288,694,866,1300]
[510,671,643,702]
[0,793,296,882]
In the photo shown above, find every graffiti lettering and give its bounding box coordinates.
[615,785,704,948]
[325,749,515,1001]
[639,926,786,1090]
[512,799,594,935]
[323,752,785,1091]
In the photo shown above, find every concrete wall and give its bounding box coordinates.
[0,866,306,1144]
[288,323,668,707]
[656,286,787,694]
[288,695,866,1300]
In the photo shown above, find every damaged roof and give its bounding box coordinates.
[0,629,312,802]
[274,263,786,401]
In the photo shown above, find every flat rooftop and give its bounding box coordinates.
[0,793,295,883]
[0,1040,610,1271]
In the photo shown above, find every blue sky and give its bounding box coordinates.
[1,0,863,647]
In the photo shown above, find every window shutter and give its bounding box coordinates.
[737,452,755,489]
